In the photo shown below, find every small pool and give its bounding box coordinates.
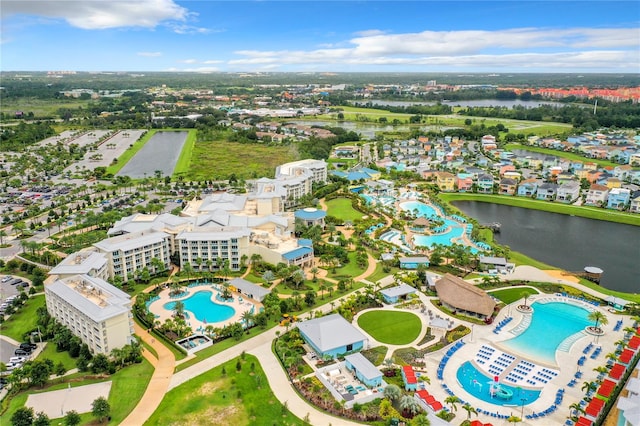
[164,290,235,323]
[501,302,591,365]
[457,361,541,406]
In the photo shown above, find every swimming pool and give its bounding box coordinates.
[500,302,591,365]
[164,290,235,323]
[457,361,541,406]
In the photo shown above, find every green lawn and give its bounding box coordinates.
[171,129,197,178]
[36,342,77,371]
[106,129,157,176]
[357,310,422,345]
[505,143,622,169]
[439,193,640,227]
[3,359,154,425]
[325,197,365,222]
[176,139,298,181]
[328,251,367,279]
[148,355,304,425]
[367,262,399,283]
[488,287,539,304]
[0,294,45,341]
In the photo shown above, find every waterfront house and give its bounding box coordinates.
[630,191,640,213]
[607,188,631,210]
[606,178,623,189]
[297,314,367,359]
[630,152,640,166]
[585,184,610,206]
[499,178,517,195]
[477,174,495,193]
[379,283,417,304]
[517,179,539,197]
[456,173,474,192]
[613,165,633,181]
[556,181,581,203]
[536,183,558,201]
[344,353,383,387]
[434,274,496,320]
[436,172,456,192]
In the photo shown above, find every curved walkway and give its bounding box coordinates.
[120,315,176,424]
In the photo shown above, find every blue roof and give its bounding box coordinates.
[298,239,313,247]
[295,208,327,220]
[282,246,313,260]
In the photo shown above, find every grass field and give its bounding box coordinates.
[438,193,640,227]
[37,342,77,371]
[3,359,154,425]
[357,310,422,345]
[0,294,45,341]
[0,98,91,118]
[175,139,298,181]
[324,197,365,222]
[148,355,304,425]
[171,129,197,178]
[329,251,367,279]
[106,129,156,176]
[488,287,539,304]
[504,143,621,168]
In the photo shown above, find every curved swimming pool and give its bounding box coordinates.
[500,301,591,365]
[163,290,235,323]
[457,361,541,406]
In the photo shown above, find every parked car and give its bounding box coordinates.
[20,342,37,351]
[1,276,11,283]
[14,349,30,356]
[10,280,24,286]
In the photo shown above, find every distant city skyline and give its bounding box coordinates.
[1,0,639,73]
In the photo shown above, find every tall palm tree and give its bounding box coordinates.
[462,403,478,420]
[399,395,420,417]
[588,311,608,332]
[445,395,459,412]
[383,384,401,402]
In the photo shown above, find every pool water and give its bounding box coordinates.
[501,302,591,365]
[457,361,541,406]
[164,290,235,323]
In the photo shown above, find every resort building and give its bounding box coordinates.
[294,208,327,228]
[379,283,417,304]
[297,314,368,359]
[45,274,134,354]
[228,278,271,302]
[176,228,250,271]
[614,367,640,426]
[434,274,496,319]
[399,256,430,269]
[478,256,514,273]
[344,352,384,387]
[48,249,109,281]
[93,231,172,283]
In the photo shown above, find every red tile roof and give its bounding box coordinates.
[577,416,593,426]
[597,379,616,398]
[620,349,635,364]
[628,336,640,350]
[609,363,626,380]
[585,397,605,417]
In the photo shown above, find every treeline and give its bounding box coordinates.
[298,127,361,159]
[0,122,56,151]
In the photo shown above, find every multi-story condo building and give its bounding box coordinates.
[275,159,328,185]
[48,250,109,281]
[45,274,133,354]
[93,231,172,282]
[176,227,251,271]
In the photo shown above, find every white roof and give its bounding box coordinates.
[297,314,366,353]
[344,352,382,381]
[176,227,251,241]
[380,283,416,298]
[228,278,270,300]
[49,250,106,275]
[479,256,508,266]
[46,275,130,322]
[94,231,170,253]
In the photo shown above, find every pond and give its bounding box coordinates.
[452,201,640,293]
[116,131,188,178]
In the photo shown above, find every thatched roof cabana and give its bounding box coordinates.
[412,217,431,227]
[434,273,496,317]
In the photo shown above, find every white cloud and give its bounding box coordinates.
[352,29,387,37]
[2,0,189,30]
[165,66,220,73]
[203,60,223,64]
[227,27,639,71]
[138,51,162,57]
[178,59,198,64]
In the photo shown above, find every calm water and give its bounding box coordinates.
[501,302,591,365]
[453,201,640,293]
[164,290,235,323]
[117,131,188,178]
[456,361,541,406]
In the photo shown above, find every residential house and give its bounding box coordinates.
[517,179,538,197]
[607,188,631,210]
[456,173,474,192]
[556,181,581,203]
[606,178,623,189]
[613,165,633,181]
[297,314,367,359]
[630,152,640,166]
[585,184,610,206]
[536,183,558,201]
[630,191,640,213]
[379,283,417,304]
[498,178,517,195]
[477,174,495,194]
[436,172,456,192]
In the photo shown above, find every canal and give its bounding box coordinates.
[452,201,640,294]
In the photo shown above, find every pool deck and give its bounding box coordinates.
[147,284,261,332]
[420,294,629,424]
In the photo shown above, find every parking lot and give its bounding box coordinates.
[1,275,26,301]
[63,129,146,172]
[0,338,19,365]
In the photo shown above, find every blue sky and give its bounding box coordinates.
[1,1,639,72]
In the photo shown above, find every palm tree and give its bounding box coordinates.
[310,267,319,282]
[462,403,478,420]
[318,283,327,300]
[445,395,459,412]
[0,229,7,246]
[241,310,255,327]
[399,395,420,417]
[262,270,275,287]
[588,311,608,333]
[383,384,401,402]
[581,381,597,393]
[521,290,531,307]
[569,402,585,418]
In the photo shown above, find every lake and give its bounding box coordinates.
[452,201,640,294]
[116,131,188,179]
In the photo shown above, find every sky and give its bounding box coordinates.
[1,0,639,73]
